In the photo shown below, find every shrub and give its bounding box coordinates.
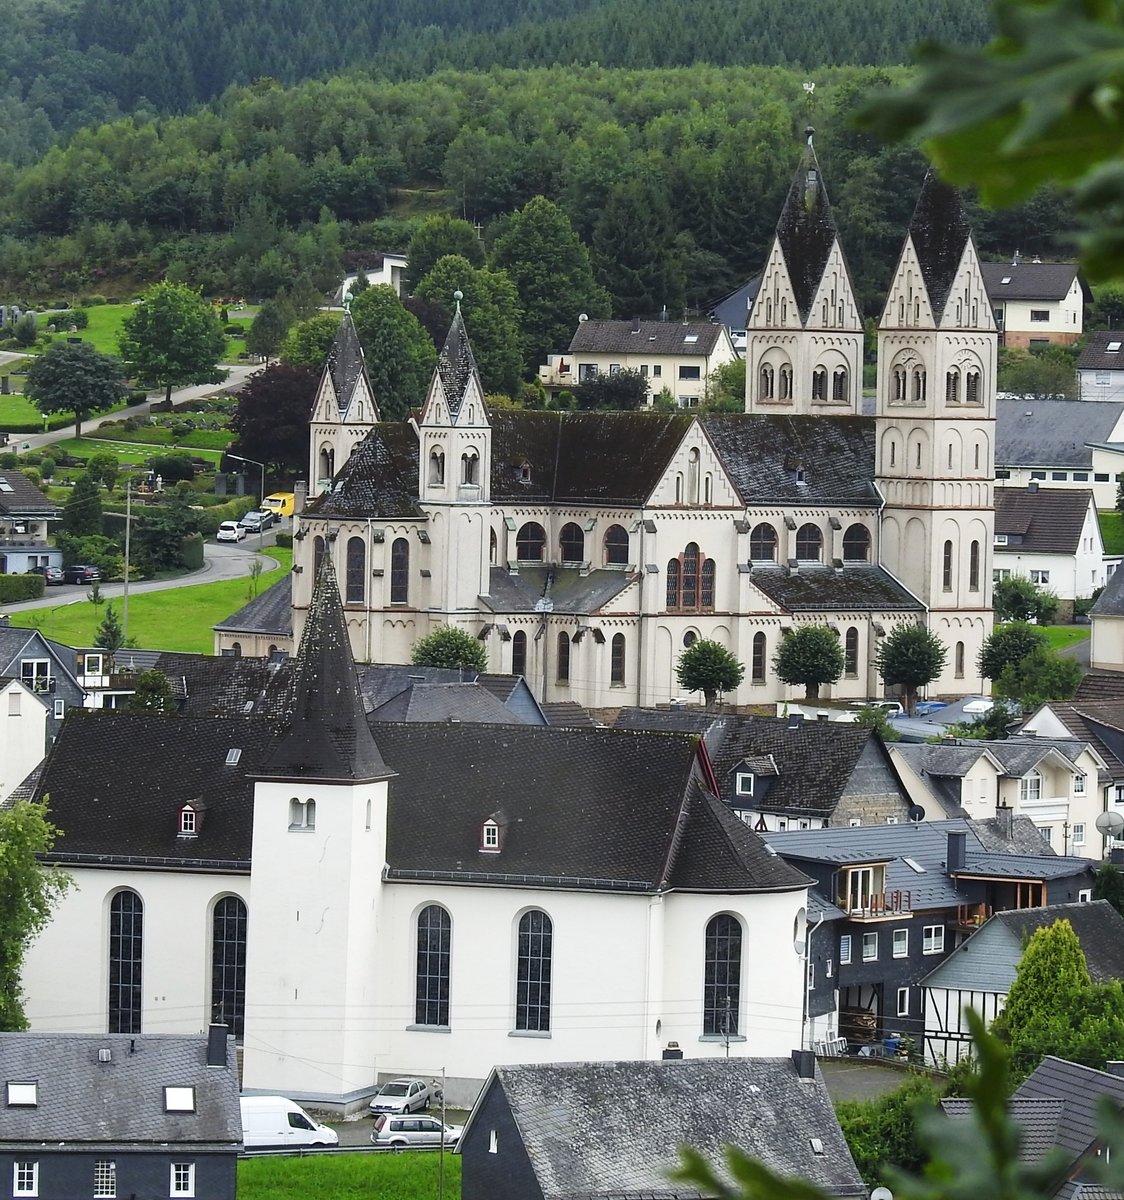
[80,294,108,306]
[224,324,243,336]
[275,531,293,548]
[194,496,259,534]
[0,574,44,602]
[67,309,90,330]
[149,453,197,483]
[20,469,39,486]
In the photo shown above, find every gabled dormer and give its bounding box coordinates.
[177,800,206,839]
[479,810,507,854]
[727,755,780,808]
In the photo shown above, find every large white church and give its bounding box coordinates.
[280,144,996,709]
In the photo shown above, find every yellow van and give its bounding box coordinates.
[261,492,296,518]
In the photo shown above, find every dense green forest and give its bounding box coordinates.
[0,0,991,163]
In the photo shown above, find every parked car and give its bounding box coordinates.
[28,566,64,586]
[239,509,276,531]
[371,1114,462,1149]
[368,1078,436,1115]
[240,1096,338,1149]
[217,521,246,542]
[62,564,100,584]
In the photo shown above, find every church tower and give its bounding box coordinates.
[745,128,863,415]
[241,554,396,1100]
[308,313,380,494]
[875,172,995,693]
[416,295,493,618]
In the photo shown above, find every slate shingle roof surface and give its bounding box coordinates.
[1077,331,1124,371]
[613,708,722,734]
[306,421,424,519]
[539,700,599,727]
[481,566,635,614]
[324,313,370,414]
[146,651,284,716]
[482,1058,865,1199]
[1032,702,1124,774]
[997,398,1124,468]
[0,470,60,517]
[1018,1056,1124,1161]
[0,1032,241,1146]
[567,319,725,357]
[1074,673,1124,702]
[750,564,923,612]
[212,574,293,636]
[909,173,972,317]
[369,681,529,724]
[994,487,1092,554]
[980,261,1080,302]
[708,275,760,331]
[941,1096,1064,1163]
[1092,565,1124,617]
[994,901,1124,984]
[436,306,480,415]
[378,723,806,892]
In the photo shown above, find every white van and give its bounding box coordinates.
[239,1095,339,1148]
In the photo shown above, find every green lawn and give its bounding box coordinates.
[44,436,226,465]
[11,548,290,654]
[36,302,249,362]
[237,1151,459,1200]
[1040,624,1091,650]
[1100,510,1124,555]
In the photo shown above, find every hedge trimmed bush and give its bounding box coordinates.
[0,574,44,602]
[274,531,293,548]
[195,495,258,535]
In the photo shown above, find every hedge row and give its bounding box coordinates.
[195,495,259,534]
[0,574,44,602]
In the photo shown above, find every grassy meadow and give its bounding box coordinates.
[237,1152,460,1200]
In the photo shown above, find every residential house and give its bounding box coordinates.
[457,1056,867,1200]
[335,251,409,303]
[0,679,48,801]
[980,259,1085,350]
[765,821,1095,1054]
[0,626,84,742]
[1090,564,1124,673]
[537,318,738,407]
[0,470,61,575]
[20,558,810,1109]
[0,1025,242,1200]
[708,274,761,354]
[996,397,1124,509]
[993,486,1106,615]
[1078,331,1124,403]
[922,901,1124,1065]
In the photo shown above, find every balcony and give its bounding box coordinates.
[956,903,991,929]
[839,889,912,920]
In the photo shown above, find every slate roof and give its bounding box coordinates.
[1036,702,1124,774]
[1074,673,1124,703]
[144,651,287,717]
[909,172,972,318]
[774,134,848,325]
[708,275,760,331]
[378,723,807,893]
[323,312,372,415]
[567,319,725,357]
[894,742,997,780]
[1092,565,1124,618]
[539,700,599,727]
[305,422,423,519]
[212,573,293,636]
[436,304,480,416]
[368,681,530,724]
[994,487,1093,554]
[481,566,635,615]
[257,555,393,783]
[750,564,923,612]
[996,398,1124,468]
[700,413,879,506]
[981,261,1081,302]
[613,708,722,734]
[0,470,60,517]
[1077,331,1124,371]
[0,1032,241,1148]
[471,1058,866,1199]
[941,1096,1065,1164]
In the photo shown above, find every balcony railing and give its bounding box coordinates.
[839,889,912,918]
[23,677,55,694]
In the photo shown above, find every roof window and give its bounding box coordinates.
[225,748,241,765]
[1109,342,1122,353]
[903,857,926,874]
[1000,276,1012,285]
[683,334,699,344]
[810,1138,825,1156]
[164,1086,195,1112]
[7,1082,37,1106]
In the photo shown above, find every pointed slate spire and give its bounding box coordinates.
[908,170,972,320]
[436,292,480,417]
[325,312,376,417]
[259,553,394,783]
[775,126,839,324]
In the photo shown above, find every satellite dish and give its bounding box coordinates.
[1096,810,1124,838]
[909,805,925,824]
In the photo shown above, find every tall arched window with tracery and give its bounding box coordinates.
[557,632,570,683]
[109,890,143,1034]
[751,632,767,683]
[667,544,714,611]
[703,914,742,1036]
[942,539,954,591]
[345,536,366,604]
[844,627,859,677]
[512,630,527,677]
[390,538,409,604]
[515,910,552,1032]
[211,896,247,1038]
[416,905,451,1028]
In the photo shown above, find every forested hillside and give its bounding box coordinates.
[0,0,990,162]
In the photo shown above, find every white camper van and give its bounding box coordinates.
[239,1095,339,1148]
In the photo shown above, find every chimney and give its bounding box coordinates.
[631,315,641,334]
[1107,1062,1124,1078]
[1027,480,1038,493]
[947,830,967,873]
[206,1023,229,1068]
[662,1041,684,1060]
[791,1048,816,1079]
[787,713,804,730]
[294,480,308,514]
[995,803,1014,841]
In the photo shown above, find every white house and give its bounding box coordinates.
[1090,563,1124,672]
[1078,331,1124,403]
[22,558,810,1109]
[335,252,408,304]
[0,678,48,801]
[980,259,1085,350]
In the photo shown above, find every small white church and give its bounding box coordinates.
[268,142,996,709]
[22,558,811,1107]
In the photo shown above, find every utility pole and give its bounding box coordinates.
[438,1066,447,1200]
[722,994,731,1058]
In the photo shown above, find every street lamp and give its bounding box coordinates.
[226,453,266,549]
[121,465,149,648]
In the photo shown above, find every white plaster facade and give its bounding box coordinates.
[993,495,1107,601]
[988,271,1084,349]
[0,679,47,801]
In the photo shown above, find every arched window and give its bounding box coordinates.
[842,524,871,562]
[832,368,847,402]
[795,524,822,561]
[390,538,409,605]
[428,449,445,485]
[289,797,316,829]
[894,367,907,402]
[666,559,681,608]
[109,890,143,1034]
[845,627,859,677]
[688,449,701,505]
[759,364,775,400]
[415,905,451,1028]
[515,910,552,1032]
[611,633,626,684]
[966,370,981,404]
[516,523,546,561]
[955,641,965,679]
[559,523,584,563]
[557,632,570,683]
[675,474,683,504]
[704,474,713,505]
[604,525,629,565]
[703,914,741,1036]
[701,560,716,609]
[211,896,247,1038]
[942,540,954,591]
[945,370,960,404]
[317,445,334,484]
[912,368,926,403]
[812,368,827,401]
[461,449,479,485]
[780,365,793,400]
[969,540,980,591]
[682,543,700,608]
[512,630,527,677]
[751,632,767,683]
[229,642,242,658]
[345,536,366,604]
[313,535,325,573]
[489,528,498,564]
[749,524,777,562]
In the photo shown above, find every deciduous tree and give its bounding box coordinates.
[349,285,436,420]
[405,215,485,293]
[978,622,1048,680]
[772,625,844,700]
[994,645,1083,710]
[127,669,177,713]
[228,363,318,476]
[874,623,947,715]
[280,312,341,374]
[572,368,648,411]
[118,282,227,404]
[411,626,487,672]
[23,341,126,437]
[676,639,745,706]
[62,473,103,537]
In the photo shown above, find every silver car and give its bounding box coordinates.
[371,1113,462,1148]
[367,1077,434,1114]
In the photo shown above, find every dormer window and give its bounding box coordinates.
[481,819,500,853]
[735,772,754,797]
[178,806,197,838]
[518,462,532,485]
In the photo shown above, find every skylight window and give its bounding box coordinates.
[1000,276,1012,285]
[225,749,241,765]
[684,334,699,344]
[164,1086,195,1112]
[1109,342,1122,353]
[7,1082,37,1106]
[903,857,926,874]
